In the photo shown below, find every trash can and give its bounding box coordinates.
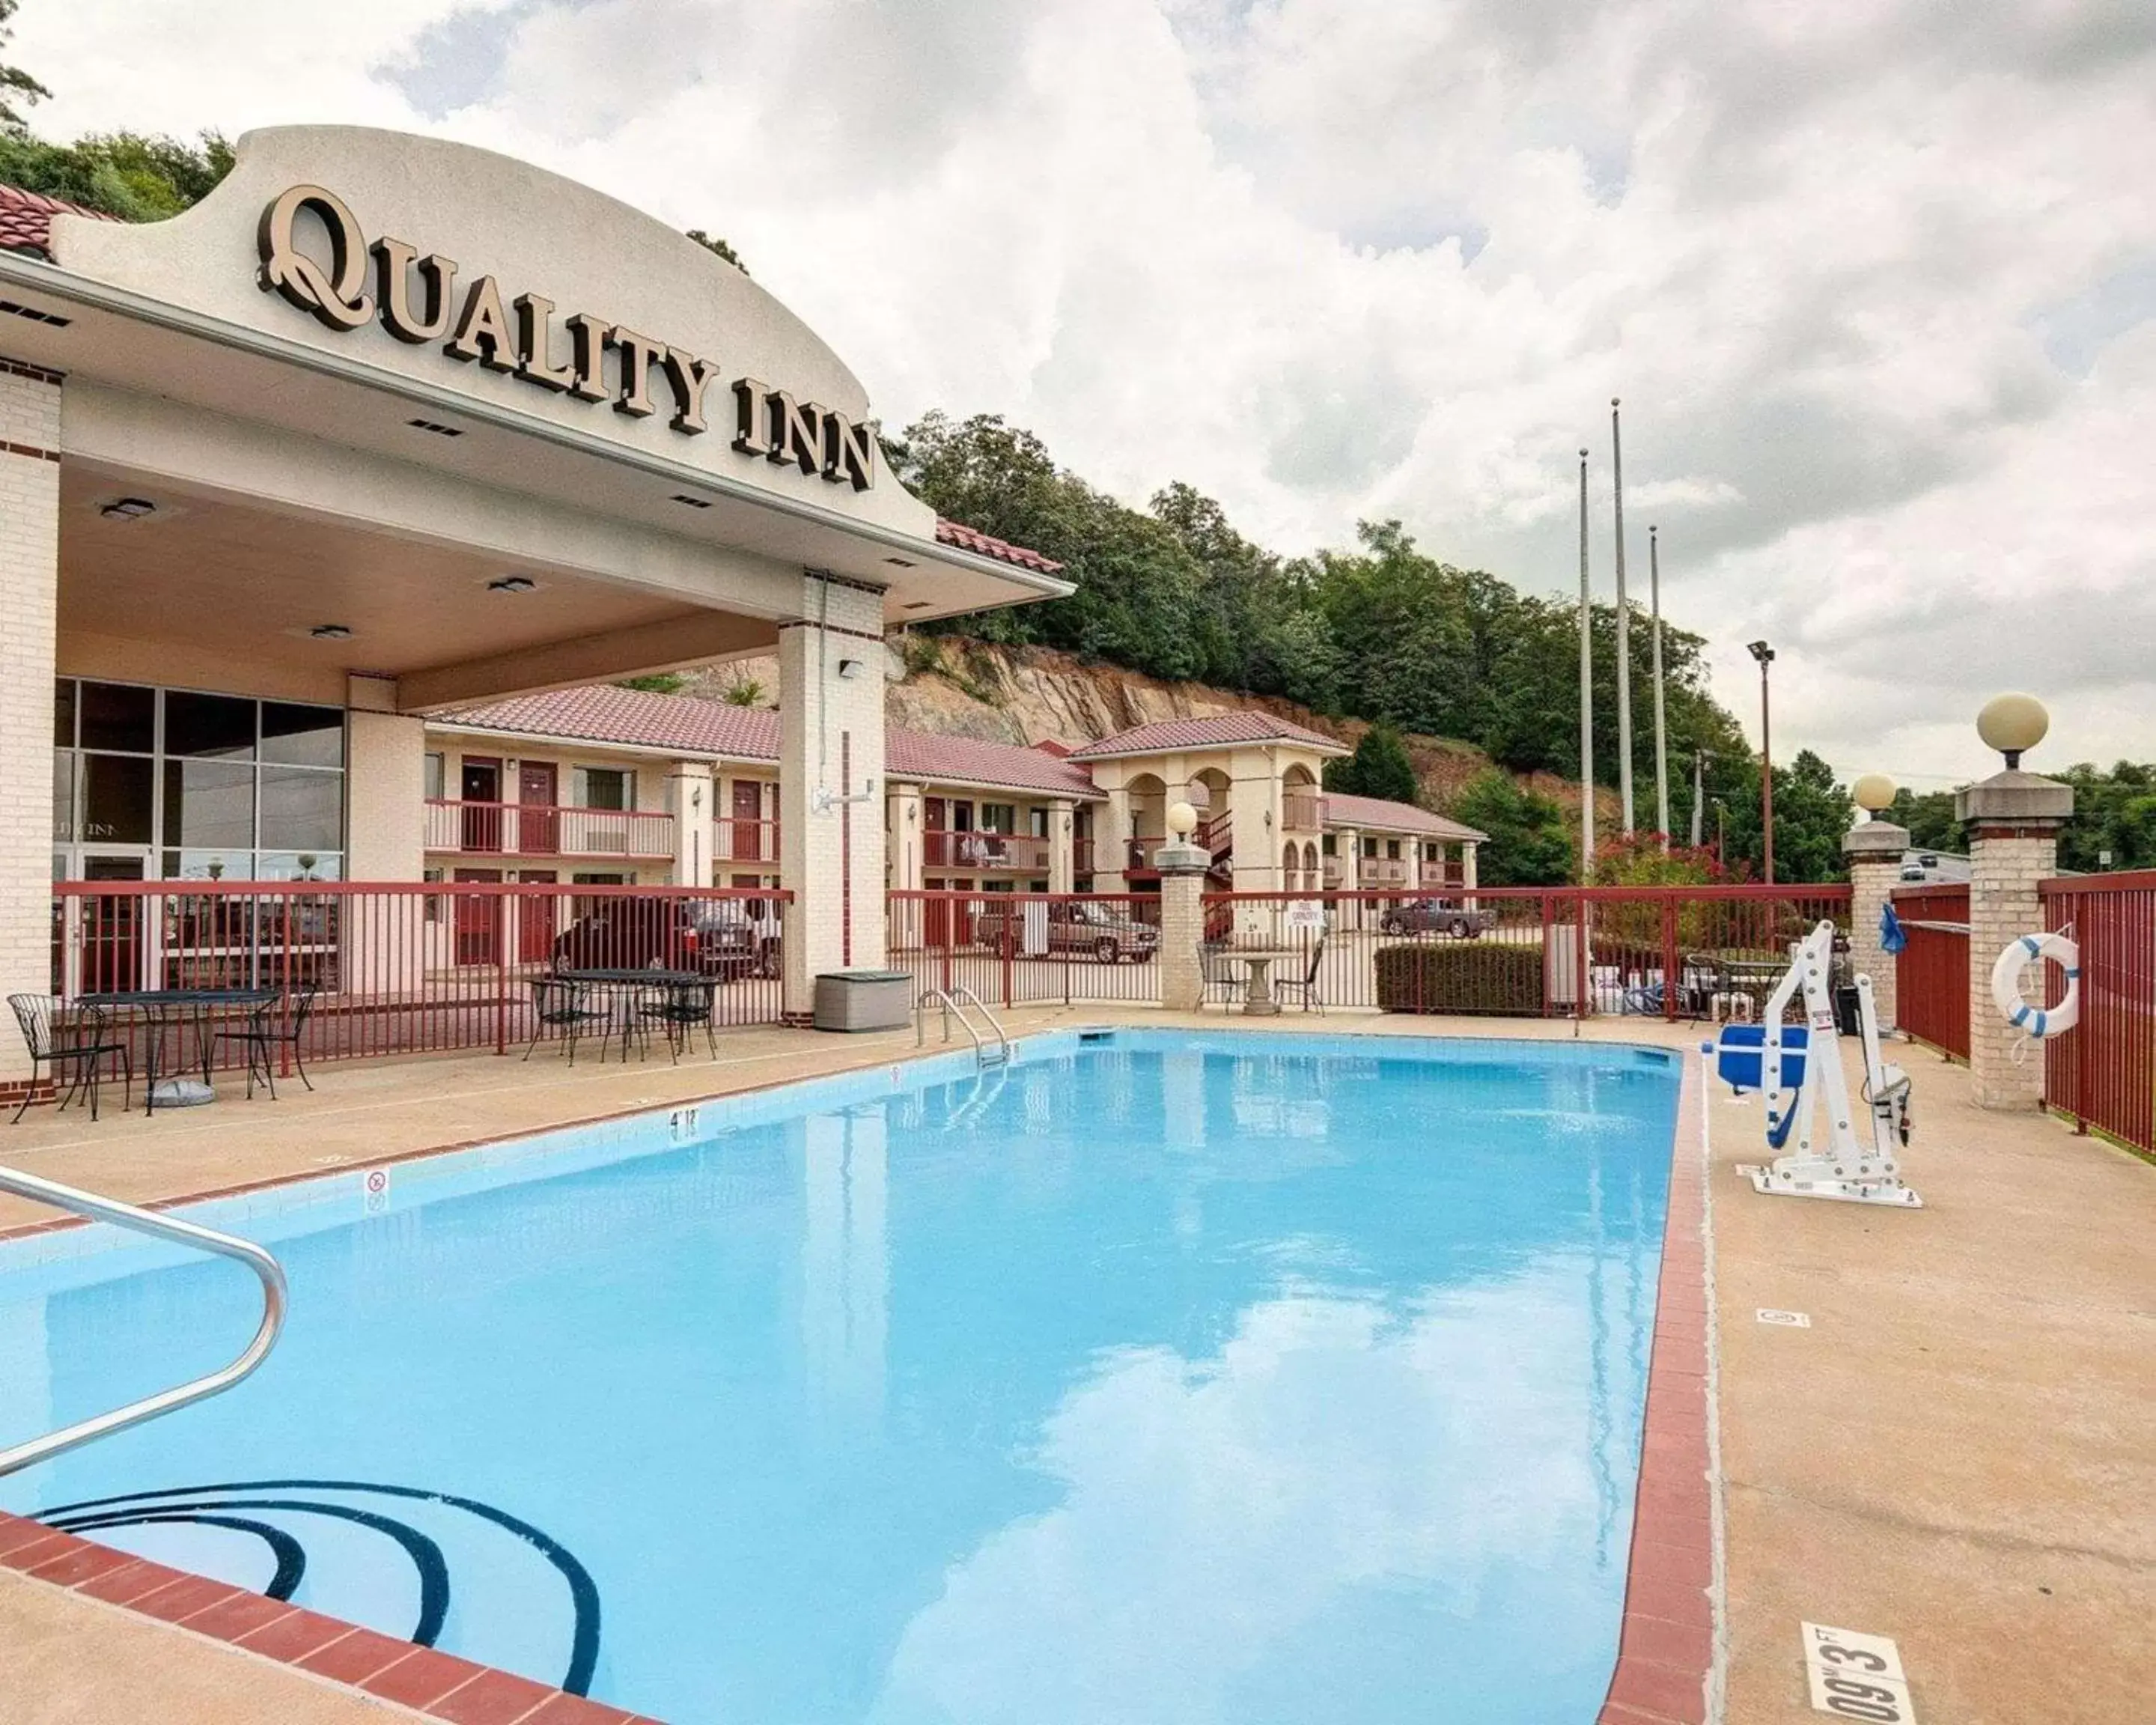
[813,970,914,1032]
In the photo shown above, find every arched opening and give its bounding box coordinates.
[1282,763,1321,833]
[1126,773,1168,841]
[1282,839,1300,891]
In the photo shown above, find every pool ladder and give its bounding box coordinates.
[0,1163,287,1478]
[916,985,1011,1068]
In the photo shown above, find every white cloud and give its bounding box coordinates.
[14,0,2156,782]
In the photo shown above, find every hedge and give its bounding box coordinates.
[1374,941,1544,1015]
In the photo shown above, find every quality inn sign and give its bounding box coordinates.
[256,183,875,490]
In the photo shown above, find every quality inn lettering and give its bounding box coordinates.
[256,183,874,490]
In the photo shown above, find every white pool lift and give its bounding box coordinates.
[1712,919,1921,1208]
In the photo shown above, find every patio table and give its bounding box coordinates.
[1218,949,1298,1017]
[76,988,278,1114]
[554,969,718,1062]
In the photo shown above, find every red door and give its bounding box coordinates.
[454,867,503,965]
[731,779,763,860]
[461,759,502,852]
[517,870,556,964]
[520,761,558,855]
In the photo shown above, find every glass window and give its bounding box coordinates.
[78,753,155,844]
[52,753,73,842]
[424,752,445,800]
[165,849,252,880]
[258,851,341,881]
[1321,834,1336,856]
[79,682,156,753]
[261,702,345,768]
[259,765,344,851]
[576,767,631,811]
[163,758,255,848]
[53,678,76,748]
[981,803,1017,834]
[165,690,258,759]
[1361,836,1377,857]
[1029,807,1050,839]
[1387,839,1401,859]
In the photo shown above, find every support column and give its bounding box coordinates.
[1094,787,1130,893]
[1461,842,1479,892]
[1958,770,2073,1110]
[1337,827,1360,929]
[1842,816,1909,1033]
[668,761,716,886]
[0,363,61,1091]
[1157,836,1210,1013]
[1047,798,1075,895]
[887,782,923,892]
[344,680,425,883]
[779,574,888,1023]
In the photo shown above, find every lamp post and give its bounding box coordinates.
[1611,400,1633,835]
[1747,639,1776,883]
[1649,524,1669,845]
[1578,447,1594,868]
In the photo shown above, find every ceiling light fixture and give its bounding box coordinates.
[487,575,538,594]
[99,496,157,522]
[310,623,353,640]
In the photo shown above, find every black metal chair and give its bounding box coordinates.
[1199,943,1241,1007]
[214,983,320,1100]
[525,976,612,1065]
[639,978,719,1062]
[1274,935,1327,1014]
[8,994,131,1122]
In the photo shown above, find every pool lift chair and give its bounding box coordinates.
[1711,919,1920,1208]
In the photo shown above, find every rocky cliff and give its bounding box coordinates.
[680,636,1604,821]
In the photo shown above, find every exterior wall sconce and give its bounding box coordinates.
[838,658,863,679]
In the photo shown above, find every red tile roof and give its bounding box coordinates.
[0,183,118,257]
[433,684,1102,799]
[934,518,1064,574]
[1068,711,1350,761]
[1322,791,1485,842]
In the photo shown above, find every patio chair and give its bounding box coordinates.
[8,995,132,1123]
[213,983,321,1100]
[1199,943,1241,1007]
[524,976,612,1065]
[639,978,719,1062]
[1274,935,1327,1014]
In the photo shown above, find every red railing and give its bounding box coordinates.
[2042,869,2156,1155]
[923,831,1052,874]
[1073,836,1095,876]
[716,816,780,865]
[424,800,676,859]
[1282,792,1324,832]
[888,891,1166,1008]
[51,881,790,1068]
[1892,882,1970,1059]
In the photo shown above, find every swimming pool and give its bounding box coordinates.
[0,1029,1681,1724]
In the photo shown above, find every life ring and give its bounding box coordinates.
[1991,932,2079,1038]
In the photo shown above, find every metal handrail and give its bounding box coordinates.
[916,985,1011,1066]
[0,1166,288,1478]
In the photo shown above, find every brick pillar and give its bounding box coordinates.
[667,761,715,886]
[1047,798,1075,895]
[0,362,61,1089]
[1157,839,1209,1012]
[1842,818,1909,1034]
[1958,770,2073,1110]
[779,574,888,1021]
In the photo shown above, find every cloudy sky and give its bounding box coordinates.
[19,0,2155,785]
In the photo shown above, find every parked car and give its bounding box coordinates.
[1377,897,1494,939]
[552,897,778,979]
[973,898,1160,963]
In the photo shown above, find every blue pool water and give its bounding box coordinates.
[0,1031,1678,1724]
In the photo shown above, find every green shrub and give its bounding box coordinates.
[1374,942,1543,1015]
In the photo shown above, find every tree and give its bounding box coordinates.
[0,0,48,133]
[2056,761,2156,873]
[614,673,686,695]
[1764,749,1854,883]
[1450,770,1574,886]
[1886,787,1961,855]
[1326,723,1418,805]
[1587,830,1730,887]
[722,675,767,708]
[0,128,233,219]
[686,229,747,274]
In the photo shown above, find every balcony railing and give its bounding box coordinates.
[1282,792,1324,832]
[716,816,781,865]
[926,831,1052,874]
[1073,836,1094,876]
[424,800,675,860]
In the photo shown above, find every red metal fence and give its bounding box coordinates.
[49,881,791,1070]
[886,885,1851,1018]
[1891,882,1970,1059]
[2042,870,2156,1155]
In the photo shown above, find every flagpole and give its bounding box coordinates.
[1611,399,1634,836]
[1650,523,1669,845]
[1578,447,1595,868]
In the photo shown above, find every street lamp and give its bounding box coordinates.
[1748,640,1776,883]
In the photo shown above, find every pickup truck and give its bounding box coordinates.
[972,899,1160,963]
[1377,897,1495,940]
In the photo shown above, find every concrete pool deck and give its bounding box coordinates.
[1,1008,2149,1723]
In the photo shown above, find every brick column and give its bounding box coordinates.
[1958,770,2073,1110]
[0,362,61,1090]
[1842,818,1909,1034]
[1157,839,1209,1012]
[779,574,888,1022]
[1047,798,1075,895]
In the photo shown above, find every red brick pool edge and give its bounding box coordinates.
[1598,1050,1717,1725]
